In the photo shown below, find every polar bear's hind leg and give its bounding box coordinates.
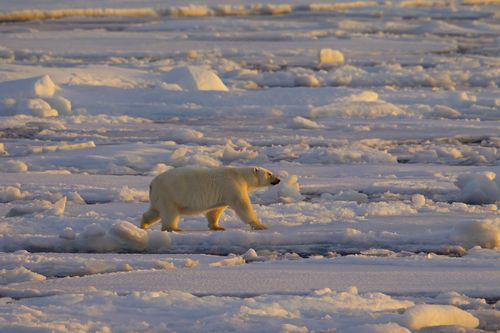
[206,207,227,231]
[140,207,160,229]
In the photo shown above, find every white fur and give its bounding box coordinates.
[140,166,280,232]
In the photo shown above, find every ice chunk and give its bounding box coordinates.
[310,99,405,118]
[162,66,228,91]
[289,116,323,129]
[44,96,72,115]
[319,48,345,66]
[154,261,175,269]
[147,230,171,252]
[456,218,500,249]
[82,223,106,239]
[59,227,76,240]
[19,98,59,118]
[183,258,199,268]
[0,160,28,173]
[0,75,57,99]
[49,196,66,216]
[67,191,86,204]
[431,105,461,119]
[119,186,149,202]
[294,74,320,87]
[331,190,369,203]
[6,197,65,217]
[210,255,245,267]
[455,171,500,204]
[0,186,26,203]
[399,304,479,330]
[411,194,426,208]
[347,91,379,102]
[298,145,397,164]
[280,323,309,333]
[0,143,5,155]
[239,302,299,318]
[108,221,148,251]
[222,141,258,162]
[149,163,172,175]
[0,266,46,285]
[257,174,304,204]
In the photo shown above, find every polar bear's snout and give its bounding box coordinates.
[271,176,280,185]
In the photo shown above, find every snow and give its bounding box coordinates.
[0,0,499,331]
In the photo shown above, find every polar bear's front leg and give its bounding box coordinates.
[230,194,268,230]
[140,207,160,229]
[159,206,182,232]
[206,207,227,231]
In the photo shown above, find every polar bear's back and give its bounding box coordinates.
[153,166,246,186]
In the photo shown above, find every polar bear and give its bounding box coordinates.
[140,166,280,232]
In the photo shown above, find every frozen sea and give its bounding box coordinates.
[0,0,499,332]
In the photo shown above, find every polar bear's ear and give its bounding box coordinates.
[253,167,259,174]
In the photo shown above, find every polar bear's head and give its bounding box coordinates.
[253,167,280,187]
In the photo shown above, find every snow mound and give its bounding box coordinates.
[399,304,479,330]
[0,266,46,285]
[310,91,406,118]
[455,171,500,204]
[456,218,500,249]
[162,66,228,91]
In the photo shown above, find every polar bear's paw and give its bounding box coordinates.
[251,223,268,230]
[162,226,183,232]
[209,225,226,231]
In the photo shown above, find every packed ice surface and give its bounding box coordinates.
[0,0,499,331]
